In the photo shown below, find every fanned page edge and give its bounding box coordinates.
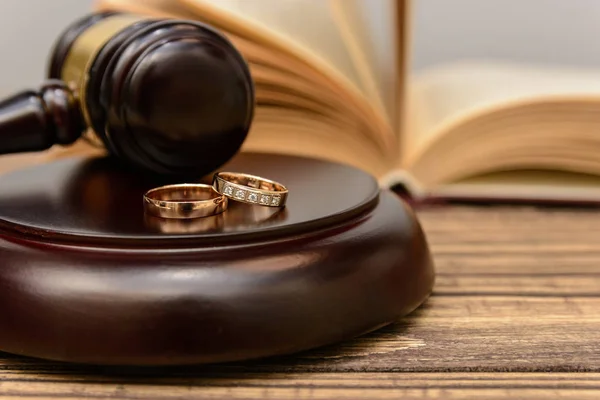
[381,167,600,205]
[414,180,600,206]
[177,0,395,149]
[396,0,411,162]
[379,169,425,197]
[329,0,389,125]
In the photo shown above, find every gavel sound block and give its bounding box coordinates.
[0,153,434,365]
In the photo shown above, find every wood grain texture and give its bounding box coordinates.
[422,206,600,296]
[1,205,599,399]
[1,372,600,399]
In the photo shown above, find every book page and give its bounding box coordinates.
[396,0,411,153]
[190,0,390,120]
[329,0,399,128]
[406,61,600,161]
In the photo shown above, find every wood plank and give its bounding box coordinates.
[435,275,600,296]
[416,206,600,295]
[0,372,599,399]
[0,296,598,374]
[289,296,600,373]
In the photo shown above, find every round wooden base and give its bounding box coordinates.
[0,154,434,365]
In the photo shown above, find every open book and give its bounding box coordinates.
[88,0,600,203]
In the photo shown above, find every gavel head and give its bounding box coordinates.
[48,12,254,175]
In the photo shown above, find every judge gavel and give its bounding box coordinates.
[0,12,254,175]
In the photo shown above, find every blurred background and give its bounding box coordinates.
[412,0,600,70]
[2,0,600,94]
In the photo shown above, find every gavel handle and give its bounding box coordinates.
[0,80,84,154]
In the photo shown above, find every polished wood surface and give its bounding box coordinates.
[0,13,254,175]
[0,153,433,366]
[0,81,83,154]
[84,17,255,175]
[0,154,380,242]
[0,205,597,399]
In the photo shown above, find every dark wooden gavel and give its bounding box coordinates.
[0,12,254,175]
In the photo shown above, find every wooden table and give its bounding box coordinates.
[1,205,599,399]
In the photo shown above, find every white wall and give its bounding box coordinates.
[1,0,600,95]
[0,0,92,95]
[412,0,600,71]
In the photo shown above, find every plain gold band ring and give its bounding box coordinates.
[143,184,228,219]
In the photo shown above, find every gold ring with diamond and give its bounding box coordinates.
[213,172,288,207]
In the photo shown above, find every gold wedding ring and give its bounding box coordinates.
[143,184,228,219]
[213,172,288,207]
